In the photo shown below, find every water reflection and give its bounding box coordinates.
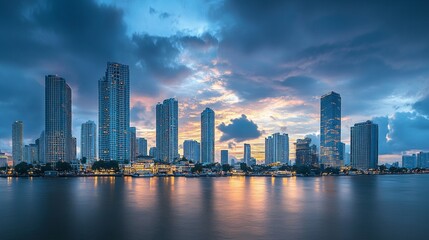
[0,175,429,240]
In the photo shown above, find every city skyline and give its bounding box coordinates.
[2,1,429,164]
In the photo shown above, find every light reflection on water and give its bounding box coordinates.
[0,175,428,240]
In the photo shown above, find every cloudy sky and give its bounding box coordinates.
[1,0,429,163]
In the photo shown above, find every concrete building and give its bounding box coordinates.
[320,91,342,167]
[12,121,23,165]
[156,98,179,162]
[183,140,200,162]
[99,62,130,163]
[137,138,148,156]
[265,133,289,165]
[201,108,215,164]
[45,75,72,163]
[81,121,97,164]
[221,150,228,165]
[402,154,416,169]
[350,121,379,170]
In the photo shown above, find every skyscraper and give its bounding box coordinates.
[99,62,130,163]
[265,133,289,165]
[244,143,251,165]
[149,147,157,159]
[37,131,45,164]
[137,138,148,156]
[201,108,215,164]
[417,152,429,168]
[183,140,200,162]
[24,144,38,164]
[12,121,23,165]
[45,75,72,163]
[320,91,342,167]
[295,138,312,166]
[221,150,228,165]
[71,137,77,161]
[350,120,379,170]
[81,120,97,164]
[130,127,137,163]
[402,154,416,169]
[156,98,179,162]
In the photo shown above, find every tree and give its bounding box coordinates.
[81,157,87,165]
[14,162,30,175]
[222,164,232,172]
[56,161,72,172]
[191,163,203,173]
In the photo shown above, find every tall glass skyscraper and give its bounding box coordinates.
[350,120,378,170]
[12,120,23,166]
[156,98,179,162]
[98,62,130,163]
[201,108,215,164]
[244,143,251,165]
[183,140,200,162]
[221,150,228,165]
[320,91,342,167]
[129,127,137,163]
[45,75,72,163]
[137,138,148,156]
[265,133,289,165]
[81,120,97,164]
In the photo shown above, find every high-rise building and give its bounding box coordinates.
[12,121,23,165]
[183,140,200,162]
[201,108,215,164]
[156,98,179,162]
[350,120,379,170]
[265,133,289,165]
[81,120,97,164]
[45,75,72,163]
[417,152,429,168]
[137,138,148,156]
[37,131,45,164]
[71,137,77,161]
[402,154,416,169]
[320,91,342,167]
[244,143,251,165]
[24,144,38,164]
[221,150,228,165]
[149,147,157,159]
[99,62,130,163]
[295,138,319,166]
[130,127,137,163]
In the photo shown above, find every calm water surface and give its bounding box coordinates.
[0,175,428,240]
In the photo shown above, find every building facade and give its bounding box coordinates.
[45,75,72,163]
[320,91,342,167]
[156,98,179,162]
[201,108,215,164]
[12,121,23,165]
[137,138,148,156]
[149,147,157,159]
[417,152,429,168]
[99,62,130,163]
[221,150,228,165]
[402,154,416,169]
[295,138,318,166]
[350,120,379,170]
[81,120,97,164]
[265,133,289,165]
[183,140,200,162]
[130,127,137,163]
[244,143,251,165]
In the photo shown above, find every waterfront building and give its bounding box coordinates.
[98,62,130,163]
[81,121,97,164]
[201,108,215,164]
[130,127,137,162]
[24,144,38,164]
[156,98,179,162]
[350,120,379,170]
[12,121,23,165]
[244,143,251,165]
[265,133,289,165]
[0,151,8,167]
[45,75,73,163]
[137,138,148,156]
[295,138,315,166]
[183,140,200,162]
[402,154,417,169]
[37,131,45,164]
[417,152,429,168]
[149,147,158,159]
[320,91,342,167]
[221,150,228,165]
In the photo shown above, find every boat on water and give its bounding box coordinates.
[132,172,154,178]
[272,171,292,177]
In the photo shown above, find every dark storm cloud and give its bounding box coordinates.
[217,114,263,142]
[373,112,429,154]
[413,95,429,116]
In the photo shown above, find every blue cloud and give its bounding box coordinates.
[217,114,263,142]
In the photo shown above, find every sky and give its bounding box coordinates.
[1,0,429,164]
